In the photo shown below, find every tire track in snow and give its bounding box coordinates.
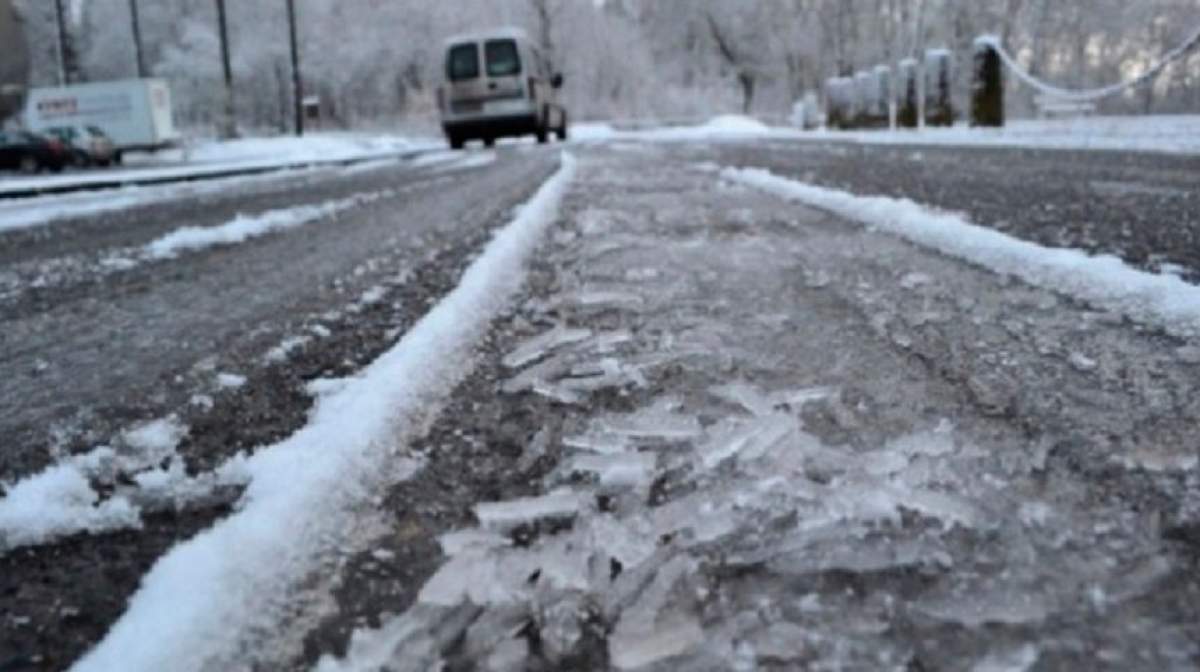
[68,153,576,672]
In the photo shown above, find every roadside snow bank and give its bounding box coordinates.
[724,166,1200,339]
[0,133,441,200]
[70,153,576,672]
[572,115,794,144]
[807,116,1200,155]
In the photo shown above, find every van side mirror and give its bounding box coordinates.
[551,73,564,89]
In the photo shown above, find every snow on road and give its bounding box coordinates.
[67,153,575,672]
[144,189,394,258]
[724,165,1200,340]
[0,417,186,551]
[317,147,1197,671]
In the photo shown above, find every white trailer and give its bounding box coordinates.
[24,79,180,160]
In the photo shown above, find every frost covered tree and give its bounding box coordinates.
[12,0,1199,130]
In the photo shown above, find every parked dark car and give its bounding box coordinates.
[44,125,117,167]
[0,131,69,173]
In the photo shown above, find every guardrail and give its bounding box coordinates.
[820,23,1200,131]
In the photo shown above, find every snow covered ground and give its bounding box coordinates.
[575,114,1200,155]
[0,132,442,198]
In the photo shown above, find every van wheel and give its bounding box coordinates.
[449,135,464,151]
[484,137,496,148]
[18,155,38,174]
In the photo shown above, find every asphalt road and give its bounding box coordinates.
[2,138,1199,671]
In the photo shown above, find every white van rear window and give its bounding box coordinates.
[485,40,521,78]
[447,43,480,81]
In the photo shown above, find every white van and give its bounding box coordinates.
[437,29,568,150]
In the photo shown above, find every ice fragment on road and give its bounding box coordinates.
[562,431,630,455]
[918,589,1049,627]
[609,616,705,670]
[609,555,703,669]
[216,372,247,389]
[972,644,1040,672]
[438,529,512,556]
[697,414,798,470]
[502,326,593,369]
[600,399,703,441]
[571,453,657,488]
[710,382,775,416]
[474,490,584,531]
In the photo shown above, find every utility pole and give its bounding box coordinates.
[286,0,304,136]
[129,0,147,79]
[215,0,237,138]
[52,0,68,85]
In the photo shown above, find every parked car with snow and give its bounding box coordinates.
[23,79,180,163]
[437,28,568,150]
[0,130,69,173]
[43,125,117,167]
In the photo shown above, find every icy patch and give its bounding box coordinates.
[216,373,247,389]
[918,589,1050,627]
[724,166,1200,339]
[1113,449,1199,473]
[430,151,498,173]
[71,153,577,672]
[972,644,1040,672]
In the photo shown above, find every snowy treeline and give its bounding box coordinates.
[15,0,1200,132]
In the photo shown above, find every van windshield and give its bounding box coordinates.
[485,40,521,78]
[447,43,480,81]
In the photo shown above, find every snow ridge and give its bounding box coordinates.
[145,190,391,259]
[724,166,1200,340]
[70,152,577,672]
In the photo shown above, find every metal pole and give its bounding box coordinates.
[129,0,147,79]
[286,0,303,136]
[215,0,236,138]
[53,0,68,85]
